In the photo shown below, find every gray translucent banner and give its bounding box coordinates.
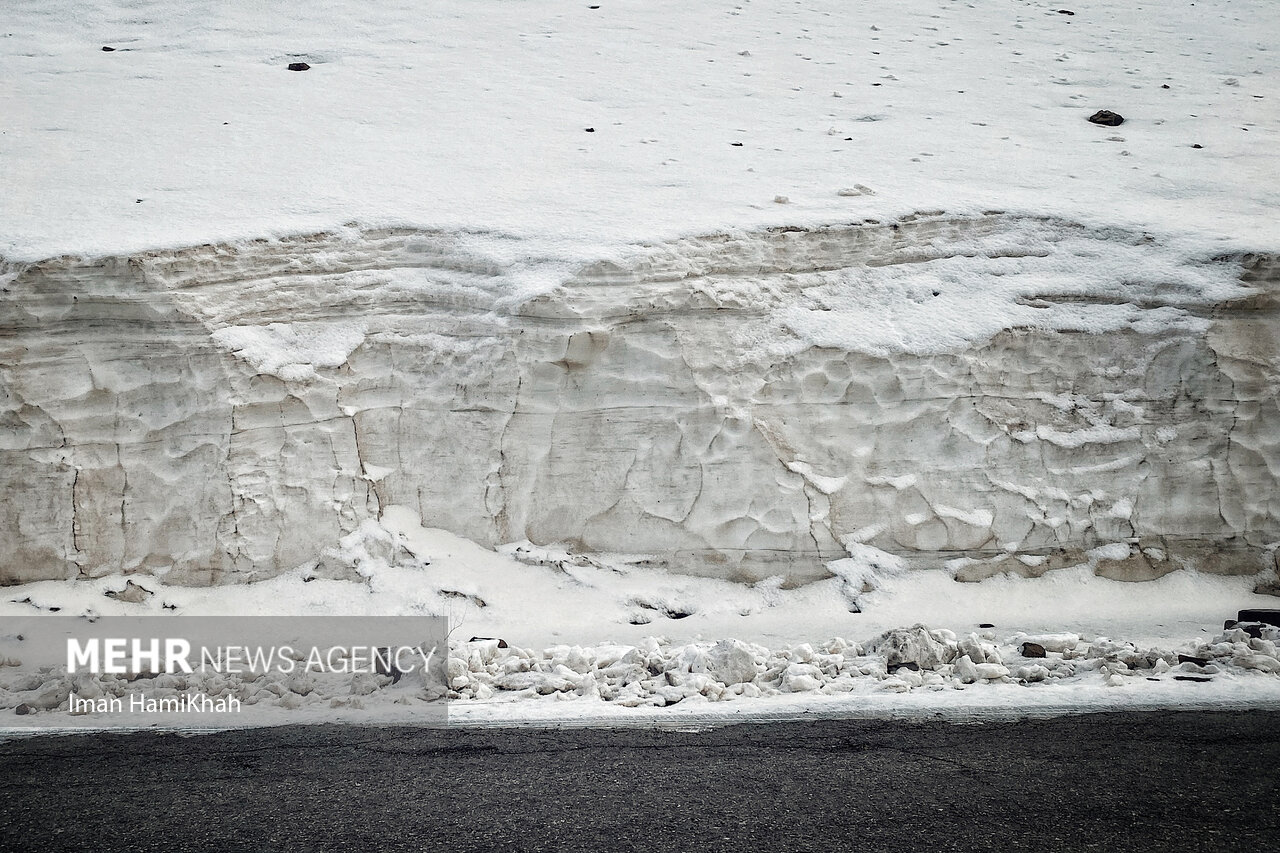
[1,615,448,727]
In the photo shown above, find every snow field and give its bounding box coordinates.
[2,0,1278,262]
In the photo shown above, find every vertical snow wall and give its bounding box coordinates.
[1,214,1277,587]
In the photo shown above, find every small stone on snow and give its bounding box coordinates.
[1087,110,1124,126]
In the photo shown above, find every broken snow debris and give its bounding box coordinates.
[871,626,953,670]
[441,589,486,608]
[105,580,153,604]
[706,639,759,686]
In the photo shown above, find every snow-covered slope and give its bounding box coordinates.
[2,0,1278,260]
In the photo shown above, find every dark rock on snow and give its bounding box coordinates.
[1237,609,1280,626]
[1087,110,1125,126]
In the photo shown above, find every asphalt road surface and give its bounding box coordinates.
[2,711,1278,852]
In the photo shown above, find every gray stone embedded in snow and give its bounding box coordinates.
[1,214,1277,585]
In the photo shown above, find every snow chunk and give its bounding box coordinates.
[1030,424,1142,449]
[211,322,366,382]
[1089,543,1134,563]
[828,542,909,605]
[706,639,760,686]
[935,505,995,529]
[869,626,955,670]
[1018,633,1080,654]
[785,461,847,495]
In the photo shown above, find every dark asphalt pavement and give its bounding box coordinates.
[2,711,1278,852]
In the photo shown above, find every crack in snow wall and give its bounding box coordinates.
[1,214,1277,586]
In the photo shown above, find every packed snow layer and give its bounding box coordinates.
[2,214,1278,584]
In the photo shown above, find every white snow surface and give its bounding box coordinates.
[2,0,1278,267]
[2,509,1278,732]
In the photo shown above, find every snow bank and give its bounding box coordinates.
[437,625,1280,707]
[4,217,1276,586]
[5,622,1278,729]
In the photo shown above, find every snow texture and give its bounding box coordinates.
[3,216,1277,585]
[2,1,1280,726]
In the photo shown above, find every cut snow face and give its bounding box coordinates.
[3,215,1275,587]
